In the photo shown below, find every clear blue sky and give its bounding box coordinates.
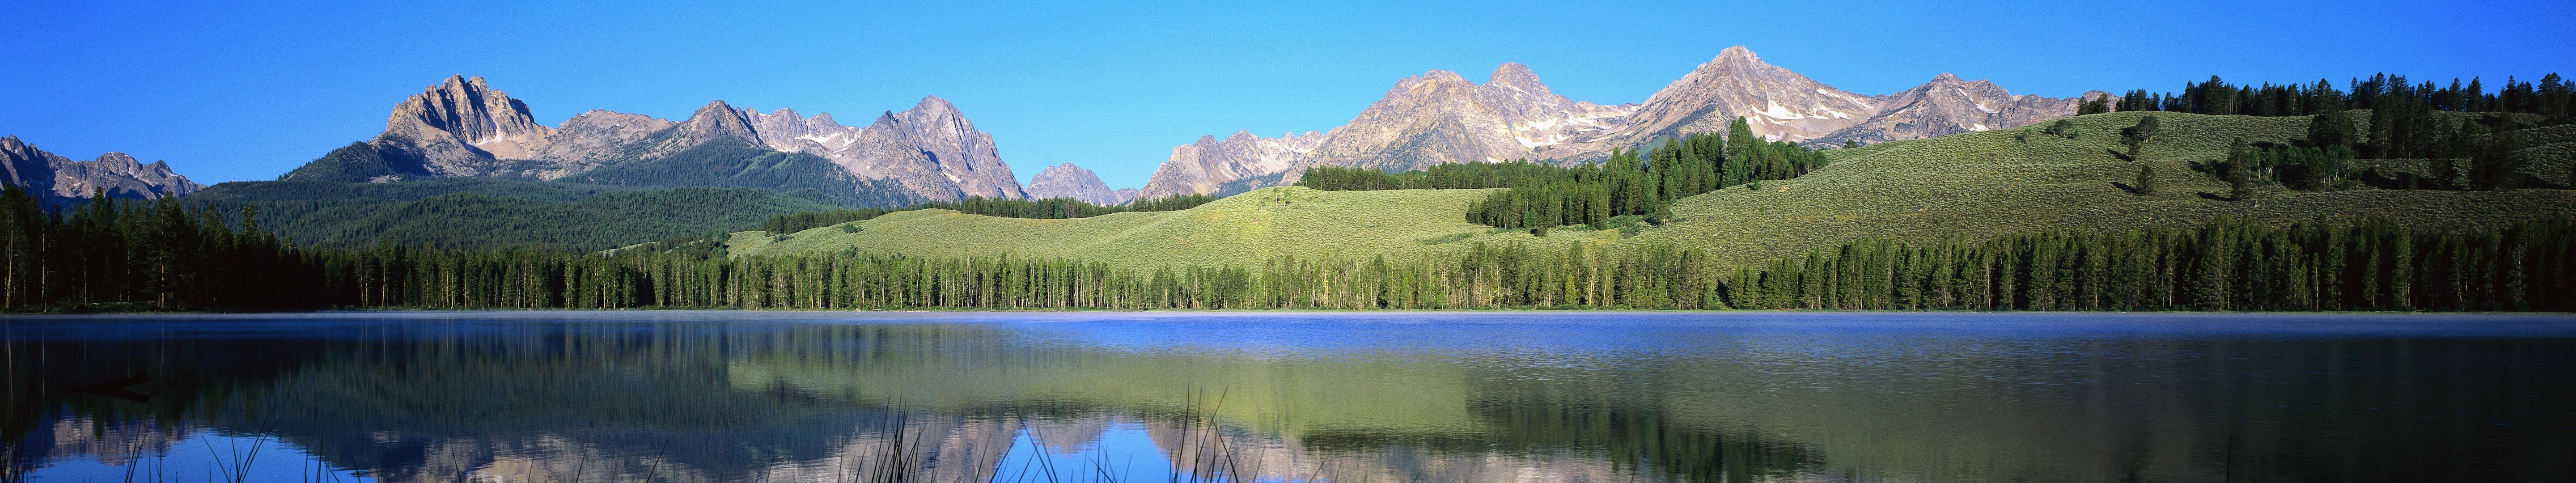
[4,0,2569,189]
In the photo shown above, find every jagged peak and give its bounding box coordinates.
[1932,72,1963,82]
[682,100,758,137]
[1414,69,1469,83]
[422,74,498,97]
[1226,131,1260,141]
[909,95,958,114]
[1494,62,1546,92]
[1713,46,1763,64]
[691,100,739,117]
[94,152,139,165]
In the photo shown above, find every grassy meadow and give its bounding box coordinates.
[726,186,1617,267]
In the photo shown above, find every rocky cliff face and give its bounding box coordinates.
[1283,64,1636,181]
[1140,47,2101,196]
[1025,163,1131,205]
[1136,131,1326,199]
[530,110,676,176]
[283,76,1026,203]
[0,136,203,203]
[750,97,1027,200]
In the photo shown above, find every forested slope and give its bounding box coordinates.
[190,178,842,249]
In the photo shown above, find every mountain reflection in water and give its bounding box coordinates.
[3,312,2571,483]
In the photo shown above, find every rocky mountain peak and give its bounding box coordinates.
[383,74,553,161]
[1488,63,1545,92]
[681,100,759,140]
[1025,162,1131,205]
[1613,46,1880,143]
[845,96,1025,200]
[908,96,960,116]
[1137,130,1327,199]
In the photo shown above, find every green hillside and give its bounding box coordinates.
[1628,111,2576,267]
[191,178,843,249]
[739,111,2576,272]
[727,186,1615,266]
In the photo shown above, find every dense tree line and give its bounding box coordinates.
[2114,73,2572,121]
[1299,117,1829,230]
[12,184,2564,312]
[762,193,1221,233]
[1726,218,2576,312]
[0,186,320,311]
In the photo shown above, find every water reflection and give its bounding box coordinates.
[3,312,2572,482]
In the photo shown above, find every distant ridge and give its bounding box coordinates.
[0,135,202,204]
[1025,163,1134,205]
[1141,46,2113,197]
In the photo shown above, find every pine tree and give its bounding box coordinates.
[2134,164,2158,195]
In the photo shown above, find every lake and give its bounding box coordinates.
[3,311,2571,482]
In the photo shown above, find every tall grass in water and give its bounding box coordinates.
[201,429,272,483]
[830,412,934,483]
[1157,391,1261,483]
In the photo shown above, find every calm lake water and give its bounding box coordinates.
[3,311,2572,483]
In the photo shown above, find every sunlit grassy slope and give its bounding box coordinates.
[737,111,2576,270]
[1629,111,2576,267]
[727,186,1617,266]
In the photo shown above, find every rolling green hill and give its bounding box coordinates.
[1629,111,2576,267]
[727,186,1615,266]
[738,111,2576,272]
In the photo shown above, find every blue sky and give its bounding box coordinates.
[4,0,2570,189]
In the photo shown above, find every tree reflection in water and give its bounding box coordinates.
[3,312,2571,482]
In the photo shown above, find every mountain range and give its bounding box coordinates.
[278,75,1023,204]
[1136,46,2112,198]
[3,46,2106,208]
[0,135,203,204]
